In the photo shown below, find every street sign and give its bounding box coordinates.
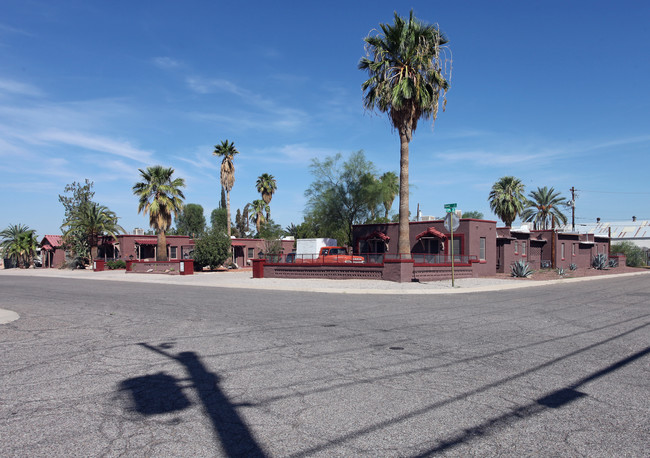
[444,212,460,232]
[444,203,457,213]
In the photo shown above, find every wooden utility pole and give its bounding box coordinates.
[570,186,576,232]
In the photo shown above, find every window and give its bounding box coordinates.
[514,241,519,254]
[480,237,486,261]
[572,243,576,256]
[247,247,254,259]
[521,242,526,257]
[170,246,178,259]
[561,243,565,260]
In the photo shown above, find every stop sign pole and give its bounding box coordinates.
[444,203,457,287]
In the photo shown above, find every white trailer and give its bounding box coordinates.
[295,238,337,257]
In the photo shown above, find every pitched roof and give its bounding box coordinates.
[40,235,63,249]
[415,227,447,241]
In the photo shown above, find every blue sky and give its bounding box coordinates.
[1,0,649,238]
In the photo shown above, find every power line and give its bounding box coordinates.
[576,189,650,195]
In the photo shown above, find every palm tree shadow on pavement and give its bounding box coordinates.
[118,342,267,457]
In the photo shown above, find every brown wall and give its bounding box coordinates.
[231,238,295,267]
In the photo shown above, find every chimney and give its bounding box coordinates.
[632,216,637,222]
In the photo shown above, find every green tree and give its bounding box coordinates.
[360,10,451,258]
[220,186,227,210]
[175,203,206,238]
[488,176,526,227]
[256,173,277,220]
[132,165,185,261]
[379,171,399,219]
[520,186,568,230]
[258,219,284,240]
[58,180,95,261]
[213,140,239,238]
[192,227,231,270]
[62,202,124,263]
[0,223,37,268]
[462,210,484,219]
[210,208,229,233]
[304,151,381,246]
[611,241,646,267]
[250,199,270,236]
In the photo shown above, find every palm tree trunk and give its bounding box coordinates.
[157,230,168,261]
[398,130,411,259]
[226,190,232,238]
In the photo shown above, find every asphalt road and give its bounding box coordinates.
[1,275,648,457]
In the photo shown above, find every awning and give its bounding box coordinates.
[231,242,246,247]
[416,227,448,241]
[361,230,390,242]
[134,238,167,245]
[41,244,53,251]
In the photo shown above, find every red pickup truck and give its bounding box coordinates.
[294,246,365,264]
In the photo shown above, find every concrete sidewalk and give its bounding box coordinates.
[1,266,648,295]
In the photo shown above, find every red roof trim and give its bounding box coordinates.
[134,238,167,245]
[416,227,448,241]
[360,230,390,242]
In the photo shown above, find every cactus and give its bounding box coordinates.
[556,267,566,276]
[569,263,577,271]
[592,253,608,270]
[511,260,534,278]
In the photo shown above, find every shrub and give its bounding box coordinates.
[610,241,646,267]
[569,263,577,271]
[192,228,231,270]
[106,259,126,269]
[511,260,533,278]
[592,253,608,270]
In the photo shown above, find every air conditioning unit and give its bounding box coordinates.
[133,228,144,235]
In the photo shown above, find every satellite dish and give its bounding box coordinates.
[444,213,460,231]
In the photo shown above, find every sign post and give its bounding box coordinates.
[444,203,458,287]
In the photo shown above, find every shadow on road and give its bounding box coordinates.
[118,342,267,457]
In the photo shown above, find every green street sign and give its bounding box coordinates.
[444,203,457,212]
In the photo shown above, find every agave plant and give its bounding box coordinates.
[592,253,608,270]
[556,267,566,276]
[608,258,618,268]
[569,263,577,271]
[511,260,534,278]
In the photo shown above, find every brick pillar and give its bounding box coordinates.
[383,259,415,282]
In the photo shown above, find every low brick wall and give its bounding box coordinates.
[126,260,194,275]
[263,263,385,280]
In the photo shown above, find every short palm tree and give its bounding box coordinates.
[132,165,185,261]
[379,171,399,219]
[521,186,568,230]
[488,176,526,227]
[62,202,124,262]
[213,140,239,238]
[256,173,277,220]
[250,199,270,235]
[360,10,451,258]
[0,223,37,268]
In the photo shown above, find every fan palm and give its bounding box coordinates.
[521,186,568,230]
[213,140,239,238]
[63,202,124,262]
[488,176,526,227]
[250,199,270,235]
[0,223,37,268]
[256,173,277,220]
[360,10,451,258]
[132,165,185,261]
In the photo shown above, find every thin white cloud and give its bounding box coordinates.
[37,130,153,163]
[152,56,181,69]
[249,143,340,165]
[0,78,43,97]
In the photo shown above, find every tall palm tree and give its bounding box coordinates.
[521,186,568,230]
[360,10,451,258]
[132,165,185,261]
[250,199,270,235]
[213,140,239,238]
[256,173,277,220]
[379,171,399,219]
[62,202,124,262]
[0,223,37,268]
[488,176,526,227]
